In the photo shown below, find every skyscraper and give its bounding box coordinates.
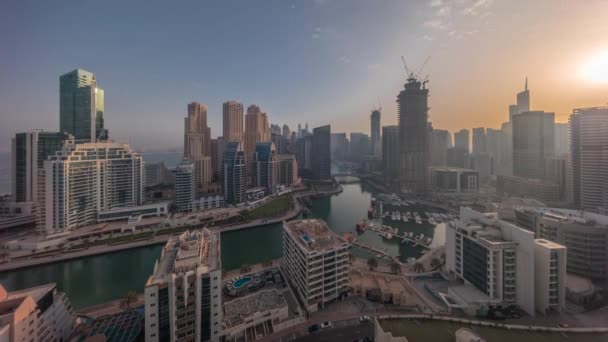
[370,109,381,158]
[59,69,106,142]
[175,160,196,212]
[398,76,429,194]
[554,122,570,156]
[211,137,225,181]
[454,129,470,153]
[223,100,244,143]
[429,128,451,166]
[282,124,291,139]
[222,142,247,205]
[472,128,487,156]
[330,133,348,161]
[516,77,530,115]
[41,141,144,234]
[11,130,67,203]
[184,102,212,188]
[570,106,608,212]
[382,125,400,183]
[278,154,298,187]
[251,142,278,195]
[311,125,331,180]
[512,111,555,179]
[244,105,270,178]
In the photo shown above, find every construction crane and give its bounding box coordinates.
[401,55,431,81]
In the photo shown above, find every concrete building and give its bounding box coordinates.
[471,153,493,182]
[251,142,278,196]
[11,130,67,203]
[429,128,451,167]
[211,137,226,181]
[271,133,289,155]
[349,132,369,162]
[184,102,212,189]
[40,141,144,235]
[472,128,487,156]
[569,106,608,212]
[222,142,247,205]
[370,109,381,158]
[145,162,173,187]
[223,101,244,144]
[282,219,349,312]
[514,207,608,285]
[59,69,106,142]
[430,167,478,193]
[277,154,298,187]
[446,207,566,316]
[0,283,76,342]
[544,156,567,200]
[496,175,560,202]
[175,160,196,212]
[282,124,291,139]
[191,194,225,211]
[144,229,222,342]
[382,126,400,184]
[554,122,570,156]
[398,76,429,194]
[330,133,348,161]
[454,129,470,153]
[311,125,331,181]
[447,147,470,169]
[193,157,213,190]
[244,105,270,179]
[512,111,555,179]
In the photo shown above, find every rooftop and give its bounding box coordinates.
[223,289,287,328]
[146,229,219,286]
[534,239,565,249]
[284,219,347,252]
[516,206,608,227]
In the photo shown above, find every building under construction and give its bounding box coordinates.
[397,75,430,194]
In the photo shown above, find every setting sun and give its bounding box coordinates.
[581,49,608,83]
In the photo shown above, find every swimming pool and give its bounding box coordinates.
[233,276,252,289]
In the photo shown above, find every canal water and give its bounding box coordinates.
[0,178,444,309]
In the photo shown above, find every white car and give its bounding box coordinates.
[359,316,370,322]
[320,321,333,329]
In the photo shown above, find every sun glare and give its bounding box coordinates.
[581,50,608,84]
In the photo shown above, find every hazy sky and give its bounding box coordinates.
[1,0,607,152]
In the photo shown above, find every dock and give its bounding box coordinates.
[366,225,432,249]
[351,241,400,263]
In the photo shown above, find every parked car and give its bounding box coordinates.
[359,316,370,322]
[307,324,320,333]
[321,321,333,329]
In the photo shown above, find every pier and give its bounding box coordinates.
[366,225,432,250]
[351,241,400,262]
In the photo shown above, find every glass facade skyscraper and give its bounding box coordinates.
[222,142,246,205]
[59,69,106,142]
[251,142,278,195]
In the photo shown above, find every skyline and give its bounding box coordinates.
[2,0,608,152]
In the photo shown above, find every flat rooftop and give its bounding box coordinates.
[535,239,565,249]
[284,219,347,252]
[224,289,287,328]
[6,283,55,302]
[516,206,608,227]
[456,222,512,245]
[147,229,219,285]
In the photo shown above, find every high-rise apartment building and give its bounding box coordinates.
[282,219,349,312]
[472,128,487,156]
[430,167,478,193]
[223,101,244,143]
[144,229,222,342]
[398,77,429,194]
[184,102,212,189]
[59,69,106,142]
[330,133,348,161]
[512,111,555,179]
[516,78,530,115]
[570,106,608,212]
[244,105,270,178]
[349,133,369,162]
[211,137,225,181]
[454,129,470,153]
[311,125,331,181]
[11,130,67,203]
[554,123,570,156]
[175,160,196,212]
[282,124,291,139]
[370,109,381,157]
[446,207,566,316]
[251,142,278,195]
[41,141,144,234]
[145,162,173,187]
[382,126,400,183]
[429,128,451,167]
[278,154,298,187]
[222,142,247,205]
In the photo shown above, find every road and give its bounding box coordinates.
[294,320,374,342]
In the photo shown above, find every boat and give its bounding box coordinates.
[406,257,416,263]
[384,233,393,240]
[368,222,374,228]
[406,211,412,219]
[391,212,396,220]
[396,212,401,221]
[429,218,436,225]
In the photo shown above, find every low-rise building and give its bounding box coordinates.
[97,202,169,222]
[430,167,479,193]
[446,207,566,316]
[496,175,560,202]
[144,229,222,342]
[513,207,608,285]
[191,194,225,211]
[0,283,76,342]
[282,219,349,312]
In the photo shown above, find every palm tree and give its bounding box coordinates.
[367,257,378,271]
[120,291,138,310]
[413,262,424,273]
[390,262,401,274]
